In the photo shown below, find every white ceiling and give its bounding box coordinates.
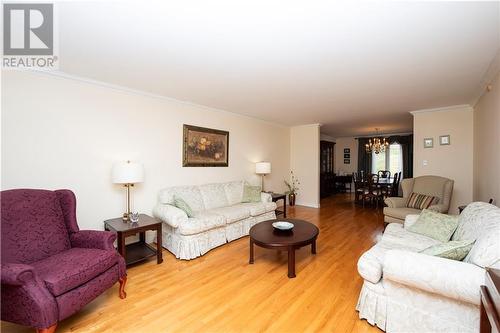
[58,1,499,137]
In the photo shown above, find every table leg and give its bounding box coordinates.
[117,233,126,260]
[311,239,317,254]
[283,198,287,218]
[249,239,254,264]
[139,231,145,243]
[156,226,163,264]
[288,247,296,278]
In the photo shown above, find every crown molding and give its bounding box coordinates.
[22,69,289,129]
[409,104,472,115]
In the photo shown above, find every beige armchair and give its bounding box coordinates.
[383,175,454,224]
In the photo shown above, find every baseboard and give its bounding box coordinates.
[295,202,320,209]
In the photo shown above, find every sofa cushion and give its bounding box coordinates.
[383,207,422,220]
[174,196,194,217]
[239,202,276,216]
[455,202,500,268]
[224,181,245,206]
[420,240,475,261]
[406,192,437,210]
[199,183,229,210]
[32,248,118,296]
[382,223,441,251]
[242,185,262,203]
[158,186,205,212]
[407,209,458,242]
[178,212,226,236]
[208,205,251,224]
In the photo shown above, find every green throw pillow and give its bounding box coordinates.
[407,209,459,242]
[242,185,262,203]
[173,196,194,217]
[420,240,475,261]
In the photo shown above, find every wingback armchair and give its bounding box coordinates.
[383,175,454,224]
[1,189,127,333]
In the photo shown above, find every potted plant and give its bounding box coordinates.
[284,171,300,206]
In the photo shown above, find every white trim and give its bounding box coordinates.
[295,202,320,209]
[354,131,413,139]
[409,104,473,115]
[25,69,288,128]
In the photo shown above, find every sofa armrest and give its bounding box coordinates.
[428,203,448,213]
[70,230,116,251]
[1,263,59,328]
[403,214,420,229]
[383,249,484,305]
[1,263,36,286]
[384,197,407,208]
[261,192,272,203]
[153,204,188,228]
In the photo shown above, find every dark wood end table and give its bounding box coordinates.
[270,193,287,218]
[480,268,500,333]
[104,214,163,266]
[249,219,318,278]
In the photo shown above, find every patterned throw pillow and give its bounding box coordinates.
[407,209,459,242]
[420,240,475,261]
[242,185,262,203]
[406,192,438,210]
[173,196,194,217]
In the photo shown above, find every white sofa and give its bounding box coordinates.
[153,181,277,260]
[356,202,500,333]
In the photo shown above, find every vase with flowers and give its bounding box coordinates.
[284,171,300,206]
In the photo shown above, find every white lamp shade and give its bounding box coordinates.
[112,161,144,184]
[255,162,271,174]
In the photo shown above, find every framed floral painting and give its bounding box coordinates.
[183,124,229,167]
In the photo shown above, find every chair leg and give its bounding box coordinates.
[36,323,57,333]
[119,276,127,299]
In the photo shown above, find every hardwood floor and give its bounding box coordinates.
[2,194,384,333]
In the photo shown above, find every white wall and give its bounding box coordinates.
[412,105,474,214]
[1,71,290,230]
[473,71,500,205]
[290,124,320,208]
[334,137,358,175]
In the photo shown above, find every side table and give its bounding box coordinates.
[271,193,287,218]
[480,268,500,333]
[104,214,163,266]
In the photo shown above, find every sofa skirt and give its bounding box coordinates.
[356,281,387,331]
[162,211,276,260]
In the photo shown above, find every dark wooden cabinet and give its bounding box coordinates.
[320,140,335,198]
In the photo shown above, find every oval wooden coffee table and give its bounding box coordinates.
[249,219,319,278]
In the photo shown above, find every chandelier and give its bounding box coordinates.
[365,128,389,154]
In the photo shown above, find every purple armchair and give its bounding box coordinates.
[1,189,127,333]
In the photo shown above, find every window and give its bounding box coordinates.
[371,143,403,177]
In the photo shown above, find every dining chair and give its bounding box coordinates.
[377,170,391,179]
[362,174,382,208]
[391,172,401,197]
[353,172,366,202]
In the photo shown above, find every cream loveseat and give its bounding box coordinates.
[384,175,454,224]
[153,181,276,260]
[357,202,500,333]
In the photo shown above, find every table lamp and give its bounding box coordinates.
[255,162,271,192]
[112,160,144,221]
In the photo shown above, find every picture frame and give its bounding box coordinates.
[344,153,350,159]
[344,148,350,154]
[423,138,433,148]
[439,135,450,145]
[183,124,229,167]
[344,159,350,164]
